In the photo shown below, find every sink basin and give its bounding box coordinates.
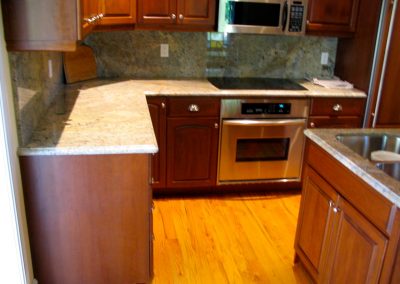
[336,133,400,181]
[336,133,400,160]
[376,163,400,181]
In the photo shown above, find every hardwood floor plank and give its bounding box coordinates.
[152,192,312,283]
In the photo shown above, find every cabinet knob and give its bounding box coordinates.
[214,123,219,129]
[332,104,343,112]
[333,207,341,213]
[188,104,200,112]
[171,13,176,20]
[310,122,315,128]
[179,14,184,20]
[161,102,166,109]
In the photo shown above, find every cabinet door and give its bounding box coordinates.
[81,0,101,38]
[295,166,338,281]
[375,2,400,127]
[99,0,136,26]
[147,97,167,190]
[322,198,388,284]
[307,0,360,36]
[166,117,219,188]
[137,0,177,25]
[177,0,216,27]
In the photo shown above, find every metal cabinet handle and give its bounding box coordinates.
[333,207,341,213]
[179,14,184,20]
[151,177,154,184]
[214,123,219,129]
[188,104,200,112]
[84,13,103,24]
[310,122,316,128]
[171,13,176,20]
[161,102,166,109]
[329,200,334,208]
[332,104,343,112]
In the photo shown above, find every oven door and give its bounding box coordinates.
[218,118,306,183]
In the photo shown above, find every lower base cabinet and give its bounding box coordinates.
[295,140,400,283]
[20,154,153,284]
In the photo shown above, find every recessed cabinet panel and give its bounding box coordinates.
[100,0,137,25]
[177,0,216,26]
[307,0,360,36]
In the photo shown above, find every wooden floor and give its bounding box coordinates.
[152,191,312,284]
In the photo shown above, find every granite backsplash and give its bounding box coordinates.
[9,31,337,145]
[8,51,64,146]
[84,31,337,79]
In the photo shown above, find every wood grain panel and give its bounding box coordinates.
[166,117,219,188]
[137,0,176,24]
[20,154,151,284]
[295,166,338,281]
[307,0,360,36]
[376,1,400,127]
[167,97,220,117]
[308,116,362,128]
[335,0,382,93]
[147,97,167,189]
[177,0,216,26]
[322,197,388,283]
[99,0,136,25]
[310,98,365,116]
[306,140,396,236]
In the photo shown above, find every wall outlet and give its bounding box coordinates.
[321,52,329,65]
[160,44,169,58]
[48,59,53,78]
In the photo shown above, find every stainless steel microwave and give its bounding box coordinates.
[218,0,308,35]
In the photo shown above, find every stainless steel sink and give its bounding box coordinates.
[336,133,400,159]
[376,163,400,181]
[336,133,400,181]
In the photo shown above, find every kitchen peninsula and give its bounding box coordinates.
[17,78,368,283]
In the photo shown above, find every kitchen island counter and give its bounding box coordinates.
[305,128,400,207]
[19,79,366,156]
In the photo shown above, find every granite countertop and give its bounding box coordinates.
[18,78,366,156]
[305,129,400,207]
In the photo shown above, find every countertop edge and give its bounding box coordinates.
[304,129,400,207]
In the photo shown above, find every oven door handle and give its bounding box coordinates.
[223,119,306,127]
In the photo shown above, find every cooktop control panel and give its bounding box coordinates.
[241,103,291,115]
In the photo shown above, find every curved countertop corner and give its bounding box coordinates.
[18,78,367,156]
[304,129,400,207]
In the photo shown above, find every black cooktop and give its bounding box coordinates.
[207,77,307,90]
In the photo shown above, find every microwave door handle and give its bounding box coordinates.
[223,119,306,127]
[282,1,288,31]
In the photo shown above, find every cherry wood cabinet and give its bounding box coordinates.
[98,0,137,27]
[166,117,219,188]
[19,154,153,284]
[147,96,220,193]
[295,140,400,283]
[137,0,216,31]
[308,98,365,128]
[147,97,167,189]
[306,0,361,36]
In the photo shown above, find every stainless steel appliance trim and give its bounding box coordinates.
[222,118,307,127]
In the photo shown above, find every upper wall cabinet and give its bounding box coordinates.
[2,0,84,51]
[137,0,216,31]
[98,0,136,27]
[306,0,361,36]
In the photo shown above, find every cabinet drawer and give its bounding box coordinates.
[168,97,220,117]
[310,98,365,116]
[308,117,362,128]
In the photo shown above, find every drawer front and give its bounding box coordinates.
[168,97,220,117]
[310,98,365,116]
[308,117,363,129]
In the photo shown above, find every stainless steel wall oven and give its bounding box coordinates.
[218,98,309,184]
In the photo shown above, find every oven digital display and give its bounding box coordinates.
[236,138,290,162]
[241,103,291,115]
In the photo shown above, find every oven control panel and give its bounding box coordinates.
[241,103,291,115]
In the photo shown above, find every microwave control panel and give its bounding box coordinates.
[241,103,291,115]
[289,5,305,32]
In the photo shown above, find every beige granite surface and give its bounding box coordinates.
[304,129,400,207]
[19,79,366,156]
